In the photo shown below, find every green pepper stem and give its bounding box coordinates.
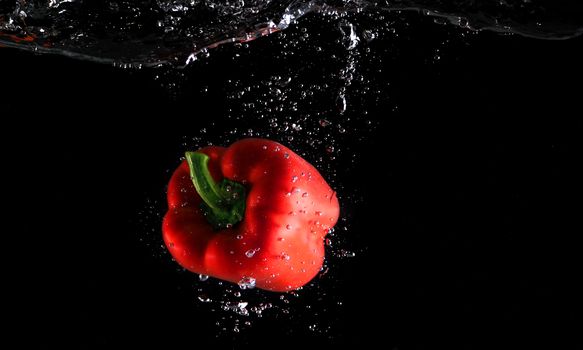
[185,151,246,230]
[185,152,225,211]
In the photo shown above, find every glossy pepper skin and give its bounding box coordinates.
[163,138,339,292]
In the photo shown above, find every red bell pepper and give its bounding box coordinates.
[162,138,339,292]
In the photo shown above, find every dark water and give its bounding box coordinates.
[4,0,582,349]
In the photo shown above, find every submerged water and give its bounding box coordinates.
[4,1,580,346]
[1,0,582,66]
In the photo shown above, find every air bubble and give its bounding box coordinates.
[223,301,249,316]
[245,248,260,258]
[238,276,256,290]
[339,249,356,258]
[280,253,291,261]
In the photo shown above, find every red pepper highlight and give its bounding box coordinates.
[163,138,339,292]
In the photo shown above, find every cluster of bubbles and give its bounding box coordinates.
[190,270,348,335]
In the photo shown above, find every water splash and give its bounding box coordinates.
[1,0,582,66]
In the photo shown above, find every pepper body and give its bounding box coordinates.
[163,138,339,292]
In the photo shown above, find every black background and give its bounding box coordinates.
[4,13,582,349]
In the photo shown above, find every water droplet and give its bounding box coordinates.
[325,238,332,247]
[280,253,291,261]
[302,192,309,197]
[238,276,256,290]
[236,234,243,240]
[197,295,212,303]
[340,249,356,258]
[291,176,298,183]
[199,274,209,281]
[308,324,318,331]
[223,301,249,316]
[283,153,290,159]
[336,94,347,113]
[286,224,292,230]
[315,211,322,216]
[274,146,281,152]
[319,119,331,127]
[262,145,268,150]
[245,248,260,258]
